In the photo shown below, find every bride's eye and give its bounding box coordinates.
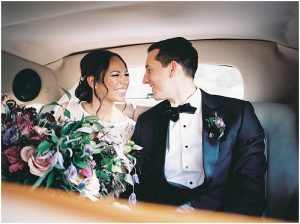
[111,72,120,77]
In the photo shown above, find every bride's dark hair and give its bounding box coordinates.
[75,50,128,113]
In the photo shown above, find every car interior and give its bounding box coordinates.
[1,1,299,222]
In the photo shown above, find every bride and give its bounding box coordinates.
[55,50,135,146]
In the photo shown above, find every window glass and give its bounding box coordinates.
[126,65,244,100]
[194,64,243,99]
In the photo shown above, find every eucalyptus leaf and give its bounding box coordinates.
[73,158,87,169]
[51,135,59,144]
[60,87,72,101]
[84,115,99,123]
[75,127,94,134]
[46,171,55,187]
[133,144,143,151]
[123,145,132,154]
[37,140,51,156]
[64,108,71,119]
[47,101,61,106]
[98,170,110,181]
[124,174,134,185]
[112,164,123,173]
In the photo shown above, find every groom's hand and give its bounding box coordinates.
[176,202,195,213]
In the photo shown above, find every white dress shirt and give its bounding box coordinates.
[164,88,205,189]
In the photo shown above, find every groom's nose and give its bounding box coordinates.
[143,72,149,84]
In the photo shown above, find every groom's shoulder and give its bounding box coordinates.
[138,100,168,119]
[203,90,249,107]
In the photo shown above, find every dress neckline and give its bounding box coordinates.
[79,102,129,126]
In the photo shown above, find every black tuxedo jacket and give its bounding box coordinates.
[131,89,266,216]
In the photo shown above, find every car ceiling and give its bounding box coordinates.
[2,1,299,65]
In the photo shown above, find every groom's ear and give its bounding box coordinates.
[169,61,177,78]
[87,75,95,89]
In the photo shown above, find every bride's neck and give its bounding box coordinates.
[84,99,115,122]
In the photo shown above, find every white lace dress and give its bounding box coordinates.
[64,101,135,146]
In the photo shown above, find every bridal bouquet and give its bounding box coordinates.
[1,93,142,204]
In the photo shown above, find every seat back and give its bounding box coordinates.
[252,102,298,221]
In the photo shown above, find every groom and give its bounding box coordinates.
[132,37,266,216]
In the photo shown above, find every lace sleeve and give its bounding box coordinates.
[123,119,136,143]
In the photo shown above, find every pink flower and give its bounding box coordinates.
[20,146,52,177]
[79,164,93,178]
[30,126,48,141]
[3,145,25,173]
[19,121,34,138]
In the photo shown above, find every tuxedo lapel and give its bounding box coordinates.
[154,101,170,178]
[201,90,222,180]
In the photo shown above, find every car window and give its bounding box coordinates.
[127,65,244,100]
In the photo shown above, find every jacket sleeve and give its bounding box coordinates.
[220,101,267,216]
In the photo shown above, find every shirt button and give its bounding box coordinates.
[183,125,186,128]
[185,165,189,169]
[185,145,188,148]
[189,181,193,185]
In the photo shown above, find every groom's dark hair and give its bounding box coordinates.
[148,37,198,78]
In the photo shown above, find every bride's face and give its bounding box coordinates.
[95,56,129,103]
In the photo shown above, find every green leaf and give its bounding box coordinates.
[112,164,123,173]
[94,121,104,130]
[37,140,51,156]
[127,140,135,146]
[46,171,55,187]
[64,108,71,119]
[124,174,134,185]
[133,144,143,151]
[98,170,110,181]
[83,115,99,123]
[31,168,52,190]
[123,145,132,154]
[127,154,137,164]
[75,127,93,133]
[51,135,59,144]
[73,158,87,169]
[60,87,72,101]
[47,101,61,106]
[61,121,75,135]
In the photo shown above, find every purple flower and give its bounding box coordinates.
[132,174,140,184]
[2,125,20,145]
[84,144,93,155]
[206,111,226,139]
[214,117,225,129]
[128,192,137,207]
[51,151,64,168]
[65,163,78,181]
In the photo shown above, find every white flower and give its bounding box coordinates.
[69,170,100,201]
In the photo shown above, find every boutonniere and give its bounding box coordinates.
[205,111,226,139]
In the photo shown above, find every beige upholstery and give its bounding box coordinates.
[117,101,298,221]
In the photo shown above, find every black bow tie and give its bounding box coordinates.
[163,103,197,122]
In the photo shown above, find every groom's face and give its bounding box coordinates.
[144,49,173,101]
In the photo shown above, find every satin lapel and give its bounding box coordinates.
[201,90,221,180]
[154,102,170,178]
